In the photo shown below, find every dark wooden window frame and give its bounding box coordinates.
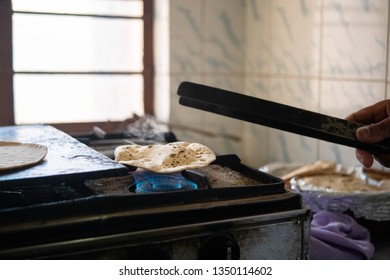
[0,0,154,133]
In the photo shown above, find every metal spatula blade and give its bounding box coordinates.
[177,81,390,154]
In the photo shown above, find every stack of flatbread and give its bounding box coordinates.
[283,160,390,193]
[114,141,216,173]
[281,160,390,221]
[281,160,337,182]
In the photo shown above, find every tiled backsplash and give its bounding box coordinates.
[158,0,389,169]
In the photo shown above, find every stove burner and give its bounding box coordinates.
[134,171,198,193]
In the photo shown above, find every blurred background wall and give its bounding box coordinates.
[155,0,389,169]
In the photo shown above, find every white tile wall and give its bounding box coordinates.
[322,0,388,79]
[162,0,390,169]
[270,0,322,76]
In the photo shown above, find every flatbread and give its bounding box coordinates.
[298,174,382,193]
[282,160,337,181]
[285,161,390,193]
[0,141,48,171]
[114,141,216,173]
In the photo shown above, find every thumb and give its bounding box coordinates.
[356,119,390,143]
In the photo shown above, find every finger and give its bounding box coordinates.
[356,149,374,168]
[345,100,390,124]
[356,117,390,143]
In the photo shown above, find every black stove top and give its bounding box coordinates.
[0,124,304,259]
[0,125,128,187]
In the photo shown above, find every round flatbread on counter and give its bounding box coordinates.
[114,141,216,173]
[0,141,48,171]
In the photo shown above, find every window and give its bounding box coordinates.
[0,0,154,133]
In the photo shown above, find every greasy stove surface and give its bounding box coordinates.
[0,125,128,187]
[0,154,297,212]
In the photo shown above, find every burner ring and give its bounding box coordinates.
[135,175,198,193]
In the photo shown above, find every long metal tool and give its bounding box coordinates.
[177,81,390,154]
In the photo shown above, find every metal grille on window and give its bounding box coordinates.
[12,0,145,124]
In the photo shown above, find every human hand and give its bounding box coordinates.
[346,100,390,168]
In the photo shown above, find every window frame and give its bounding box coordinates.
[0,0,154,134]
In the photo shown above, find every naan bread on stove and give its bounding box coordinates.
[114,141,216,173]
[0,141,48,171]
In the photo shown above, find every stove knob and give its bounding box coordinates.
[198,233,240,260]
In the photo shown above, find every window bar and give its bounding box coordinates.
[0,0,14,125]
[13,10,142,20]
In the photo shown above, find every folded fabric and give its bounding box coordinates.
[310,210,375,260]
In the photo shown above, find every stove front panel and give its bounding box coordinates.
[1,208,310,260]
[136,213,310,260]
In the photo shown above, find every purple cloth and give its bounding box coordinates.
[310,210,375,260]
